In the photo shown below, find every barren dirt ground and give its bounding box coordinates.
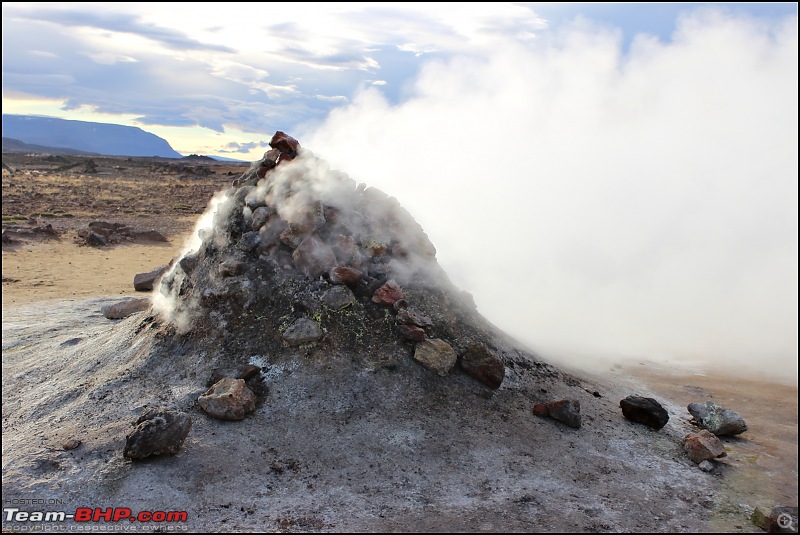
[2,154,797,533]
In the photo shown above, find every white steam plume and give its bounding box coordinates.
[305,10,798,383]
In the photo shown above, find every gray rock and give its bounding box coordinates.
[133,265,169,292]
[101,298,150,320]
[124,409,192,459]
[86,231,107,247]
[219,260,248,277]
[620,396,669,430]
[396,307,433,328]
[282,317,323,346]
[322,285,356,310]
[413,339,456,377]
[128,230,167,243]
[698,460,715,472]
[688,401,748,436]
[460,343,505,389]
[533,399,581,429]
[683,429,727,464]
[198,378,257,421]
[251,206,273,231]
[239,231,261,253]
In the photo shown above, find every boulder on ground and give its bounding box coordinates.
[198,378,257,421]
[123,409,192,460]
[620,396,669,430]
[688,401,748,436]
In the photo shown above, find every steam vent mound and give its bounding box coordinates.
[1,132,721,532]
[155,131,518,383]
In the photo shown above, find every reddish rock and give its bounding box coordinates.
[293,236,337,279]
[533,399,581,429]
[413,339,456,377]
[397,324,426,342]
[372,280,404,305]
[683,430,727,464]
[62,439,81,451]
[133,265,169,292]
[198,378,257,421]
[460,343,505,389]
[329,266,362,286]
[270,131,300,155]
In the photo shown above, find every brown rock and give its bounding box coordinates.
[133,265,169,292]
[683,429,727,464]
[460,343,505,389]
[123,409,192,459]
[293,236,337,279]
[101,298,150,319]
[413,339,456,377]
[270,131,300,155]
[397,324,426,342]
[329,266,362,286]
[62,439,81,451]
[332,235,361,266]
[372,280,404,305]
[198,378,257,421]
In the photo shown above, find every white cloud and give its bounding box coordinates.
[307,10,798,383]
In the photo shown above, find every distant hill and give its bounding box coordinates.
[2,115,182,158]
[2,137,100,155]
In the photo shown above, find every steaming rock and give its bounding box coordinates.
[683,429,726,464]
[413,339,457,376]
[251,206,273,230]
[460,343,505,389]
[293,236,337,278]
[133,265,168,292]
[619,396,669,430]
[101,298,150,320]
[282,318,323,346]
[533,399,581,429]
[372,280,404,305]
[688,401,748,436]
[269,131,300,155]
[239,231,261,252]
[198,378,257,421]
[330,266,362,286]
[123,409,192,459]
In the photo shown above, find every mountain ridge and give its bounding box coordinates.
[2,114,182,158]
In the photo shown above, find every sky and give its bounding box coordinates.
[2,2,798,382]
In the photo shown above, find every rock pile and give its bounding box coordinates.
[155,132,507,389]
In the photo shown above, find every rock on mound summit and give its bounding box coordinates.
[154,131,512,386]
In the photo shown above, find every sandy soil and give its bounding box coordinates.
[2,154,797,533]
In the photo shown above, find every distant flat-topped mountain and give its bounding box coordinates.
[1,115,182,158]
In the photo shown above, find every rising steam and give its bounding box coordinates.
[304,10,798,383]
